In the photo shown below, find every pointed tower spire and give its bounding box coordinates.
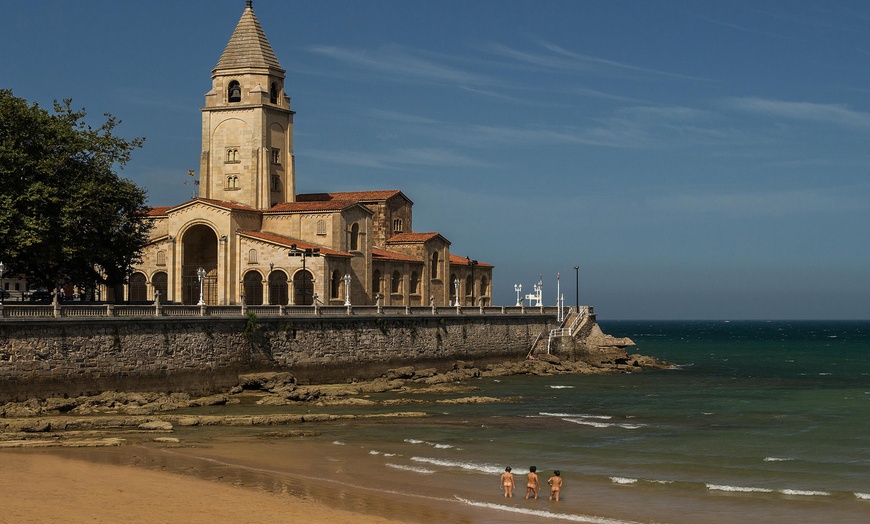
[214,1,283,74]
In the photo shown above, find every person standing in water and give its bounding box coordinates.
[547,470,563,501]
[500,467,515,498]
[525,466,539,500]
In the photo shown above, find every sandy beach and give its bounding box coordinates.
[0,450,406,524]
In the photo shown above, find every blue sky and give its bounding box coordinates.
[4,0,870,319]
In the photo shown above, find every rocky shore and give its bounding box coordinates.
[0,351,671,445]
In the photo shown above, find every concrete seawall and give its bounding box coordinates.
[0,313,555,402]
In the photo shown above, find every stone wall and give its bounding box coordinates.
[0,313,555,402]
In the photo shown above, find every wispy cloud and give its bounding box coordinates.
[302,146,491,170]
[726,97,870,130]
[649,186,865,217]
[306,44,491,86]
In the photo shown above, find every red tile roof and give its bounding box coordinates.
[450,253,495,268]
[297,190,411,205]
[146,206,172,217]
[372,247,423,264]
[267,200,366,213]
[237,230,352,257]
[387,232,449,244]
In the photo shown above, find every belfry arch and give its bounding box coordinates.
[181,224,219,305]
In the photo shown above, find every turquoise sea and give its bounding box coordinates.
[261,320,870,523]
[106,320,870,523]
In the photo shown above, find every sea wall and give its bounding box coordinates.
[0,313,555,402]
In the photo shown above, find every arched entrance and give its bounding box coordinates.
[243,270,263,305]
[152,272,168,301]
[269,270,288,305]
[182,224,218,305]
[293,269,314,305]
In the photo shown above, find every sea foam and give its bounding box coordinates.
[454,496,644,524]
[410,456,503,475]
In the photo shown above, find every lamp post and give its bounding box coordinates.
[343,273,352,306]
[574,265,579,312]
[466,256,478,306]
[196,266,206,306]
[289,244,320,306]
[0,261,5,304]
[514,283,522,307]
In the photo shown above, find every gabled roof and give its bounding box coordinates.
[166,198,261,214]
[214,2,283,74]
[387,232,450,245]
[266,200,372,214]
[297,190,412,206]
[450,253,495,269]
[237,230,352,258]
[146,206,173,217]
[372,247,424,264]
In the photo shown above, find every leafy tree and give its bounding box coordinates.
[0,89,151,301]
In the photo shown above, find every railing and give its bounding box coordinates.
[548,306,590,339]
[0,303,563,320]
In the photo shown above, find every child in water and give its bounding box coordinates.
[547,470,563,501]
[500,467,514,498]
[525,466,539,500]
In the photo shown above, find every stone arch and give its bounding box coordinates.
[243,270,263,305]
[372,269,382,301]
[228,80,241,102]
[293,269,315,305]
[129,272,147,302]
[268,269,288,305]
[350,222,360,251]
[181,223,219,305]
[152,271,168,301]
[331,270,342,299]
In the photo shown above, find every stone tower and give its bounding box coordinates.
[199,0,296,209]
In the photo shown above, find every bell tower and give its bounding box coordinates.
[200,0,296,209]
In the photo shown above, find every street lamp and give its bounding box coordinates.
[288,244,320,305]
[574,265,579,312]
[343,273,352,306]
[196,266,206,306]
[268,262,274,305]
[466,256,478,306]
[453,278,460,307]
[514,283,522,307]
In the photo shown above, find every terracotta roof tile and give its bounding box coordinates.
[450,254,495,268]
[297,190,410,204]
[372,247,423,264]
[237,230,351,257]
[267,200,365,213]
[146,206,172,217]
[387,232,448,244]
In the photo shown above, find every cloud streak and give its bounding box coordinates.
[727,97,870,130]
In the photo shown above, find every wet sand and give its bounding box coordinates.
[0,450,408,524]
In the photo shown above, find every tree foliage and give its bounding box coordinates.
[0,89,151,300]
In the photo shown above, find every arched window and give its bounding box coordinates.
[410,271,420,294]
[268,270,288,305]
[226,148,239,163]
[480,276,489,296]
[227,175,239,189]
[156,250,166,266]
[228,80,241,103]
[270,174,280,192]
[393,218,403,232]
[331,270,341,299]
[466,275,474,302]
[316,219,326,235]
[129,272,147,302]
[372,270,382,299]
[243,270,263,305]
[152,272,168,300]
[391,270,402,294]
[270,82,279,104]
[430,252,439,279]
[248,249,258,264]
[350,222,360,251]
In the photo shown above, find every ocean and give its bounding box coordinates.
[88,320,870,523]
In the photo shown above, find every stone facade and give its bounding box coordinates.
[128,2,493,308]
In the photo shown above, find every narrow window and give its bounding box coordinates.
[331,271,341,299]
[226,148,239,163]
[271,148,280,164]
[393,218,403,232]
[248,249,258,264]
[410,272,419,294]
[270,82,279,104]
[228,80,242,103]
[271,175,280,192]
[430,252,439,279]
[316,219,326,235]
[391,271,402,294]
[156,251,166,266]
[350,222,360,251]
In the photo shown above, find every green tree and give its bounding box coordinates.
[0,89,151,301]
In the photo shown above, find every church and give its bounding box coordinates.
[130,1,493,308]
